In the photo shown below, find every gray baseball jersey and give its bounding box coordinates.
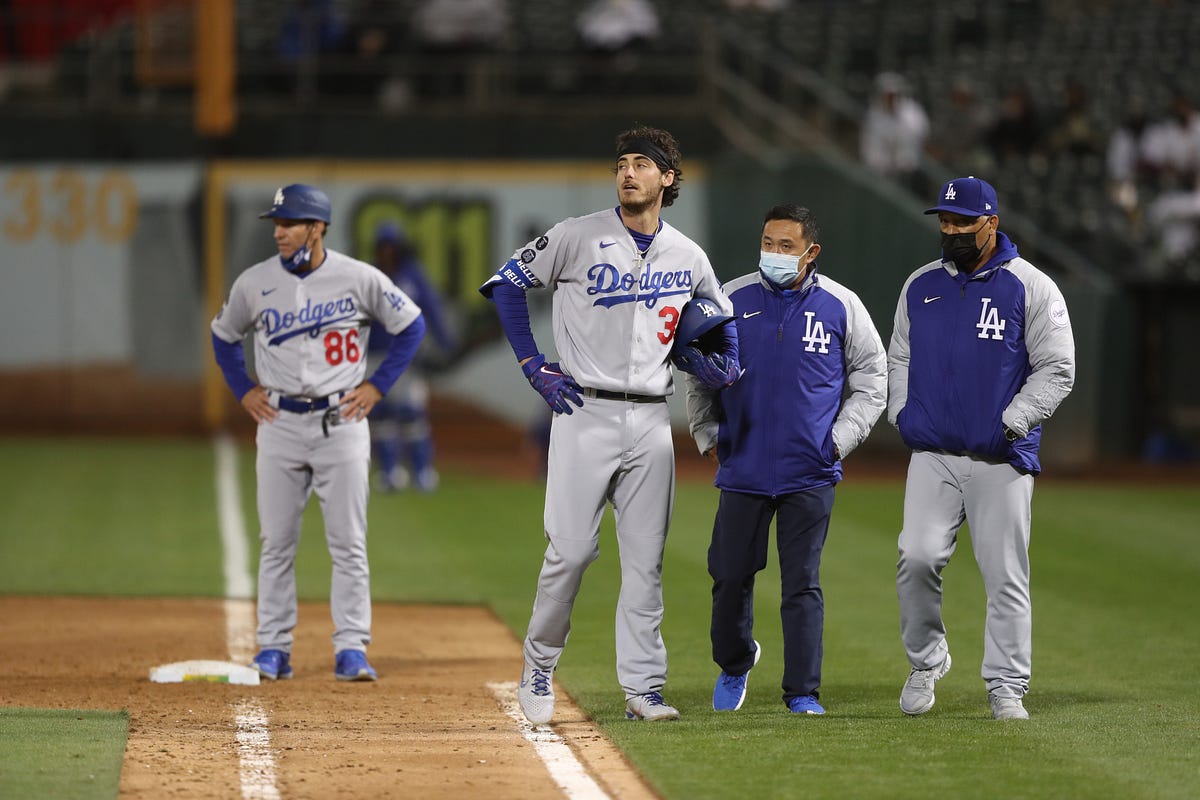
[496,207,731,700]
[491,208,733,394]
[212,250,421,397]
[212,249,420,656]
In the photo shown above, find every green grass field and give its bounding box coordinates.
[1,437,1198,799]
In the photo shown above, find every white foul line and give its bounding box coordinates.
[487,682,612,800]
[233,701,281,800]
[216,434,282,800]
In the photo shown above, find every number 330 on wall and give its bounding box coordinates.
[2,169,138,244]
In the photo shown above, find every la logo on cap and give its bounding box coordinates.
[945,184,957,200]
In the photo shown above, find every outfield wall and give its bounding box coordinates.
[0,159,1137,467]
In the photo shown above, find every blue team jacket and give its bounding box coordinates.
[890,233,1075,475]
[696,268,886,497]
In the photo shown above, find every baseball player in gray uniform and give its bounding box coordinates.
[480,126,740,724]
[211,184,426,682]
[888,176,1075,720]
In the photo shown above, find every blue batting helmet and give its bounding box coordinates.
[671,297,734,357]
[259,184,332,223]
[375,220,406,244]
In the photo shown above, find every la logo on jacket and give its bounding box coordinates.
[976,297,1006,340]
[803,311,831,353]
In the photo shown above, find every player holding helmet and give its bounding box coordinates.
[480,126,740,724]
[211,184,426,682]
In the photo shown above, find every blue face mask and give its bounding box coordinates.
[279,223,316,272]
[759,247,812,288]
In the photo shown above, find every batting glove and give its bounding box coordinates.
[522,354,585,414]
[674,347,741,390]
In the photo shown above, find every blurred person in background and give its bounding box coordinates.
[412,0,511,98]
[368,221,458,493]
[1046,78,1103,158]
[860,71,930,193]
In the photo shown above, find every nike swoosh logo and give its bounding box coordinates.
[262,288,277,296]
[599,241,617,249]
[742,311,763,318]
[923,296,941,304]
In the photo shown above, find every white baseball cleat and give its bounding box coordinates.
[989,694,1029,720]
[899,652,952,715]
[625,692,680,721]
[518,662,555,725]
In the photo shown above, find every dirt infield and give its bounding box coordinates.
[0,596,659,799]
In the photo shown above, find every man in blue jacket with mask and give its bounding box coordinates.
[888,177,1075,721]
[685,203,887,715]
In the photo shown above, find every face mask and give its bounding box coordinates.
[759,246,812,288]
[940,219,989,270]
[280,223,316,272]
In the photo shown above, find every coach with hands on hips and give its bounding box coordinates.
[686,203,887,716]
[212,184,426,683]
[889,176,1075,720]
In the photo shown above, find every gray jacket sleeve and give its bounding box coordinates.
[830,288,888,458]
[886,271,919,427]
[1002,260,1077,435]
[684,371,720,455]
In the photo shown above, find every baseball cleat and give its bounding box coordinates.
[989,694,1029,720]
[251,649,293,681]
[518,663,555,724]
[900,652,952,715]
[788,695,826,715]
[712,639,762,711]
[334,649,378,681]
[625,692,680,721]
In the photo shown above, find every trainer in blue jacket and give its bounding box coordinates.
[889,177,1075,721]
[685,203,887,716]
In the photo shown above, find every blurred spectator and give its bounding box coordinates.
[344,0,410,106]
[412,0,511,99]
[576,0,660,52]
[1107,102,1153,232]
[927,77,992,174]
[1046,78,1103,157]
[278,0,348,62]
[860,71,930,191]
[275,0,349,97]
[575,0,661,95]
[1141,90,1200,189]
[985,84,1044,163]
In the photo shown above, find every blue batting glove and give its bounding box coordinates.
[522,354,585,414]
[674,347,740,389]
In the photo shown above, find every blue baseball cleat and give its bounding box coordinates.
[713,640,762,711]
[334,649,378,682]
[788,695,825,715]
[251,649,293,681]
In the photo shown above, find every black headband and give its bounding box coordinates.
[617,139,674,173]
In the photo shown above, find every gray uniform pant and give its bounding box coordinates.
[255,410,372,655]
[896,451,1034,699]
[523,396,675,699]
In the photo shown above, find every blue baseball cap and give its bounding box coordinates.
[924,176,998,217]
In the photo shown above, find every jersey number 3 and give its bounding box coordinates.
[657,305,681,344]
[324,330,361,365]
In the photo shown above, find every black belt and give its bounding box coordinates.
[277,393,340,413]
[584,387,665,404]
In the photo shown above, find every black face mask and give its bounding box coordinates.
[940,219,989,270]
